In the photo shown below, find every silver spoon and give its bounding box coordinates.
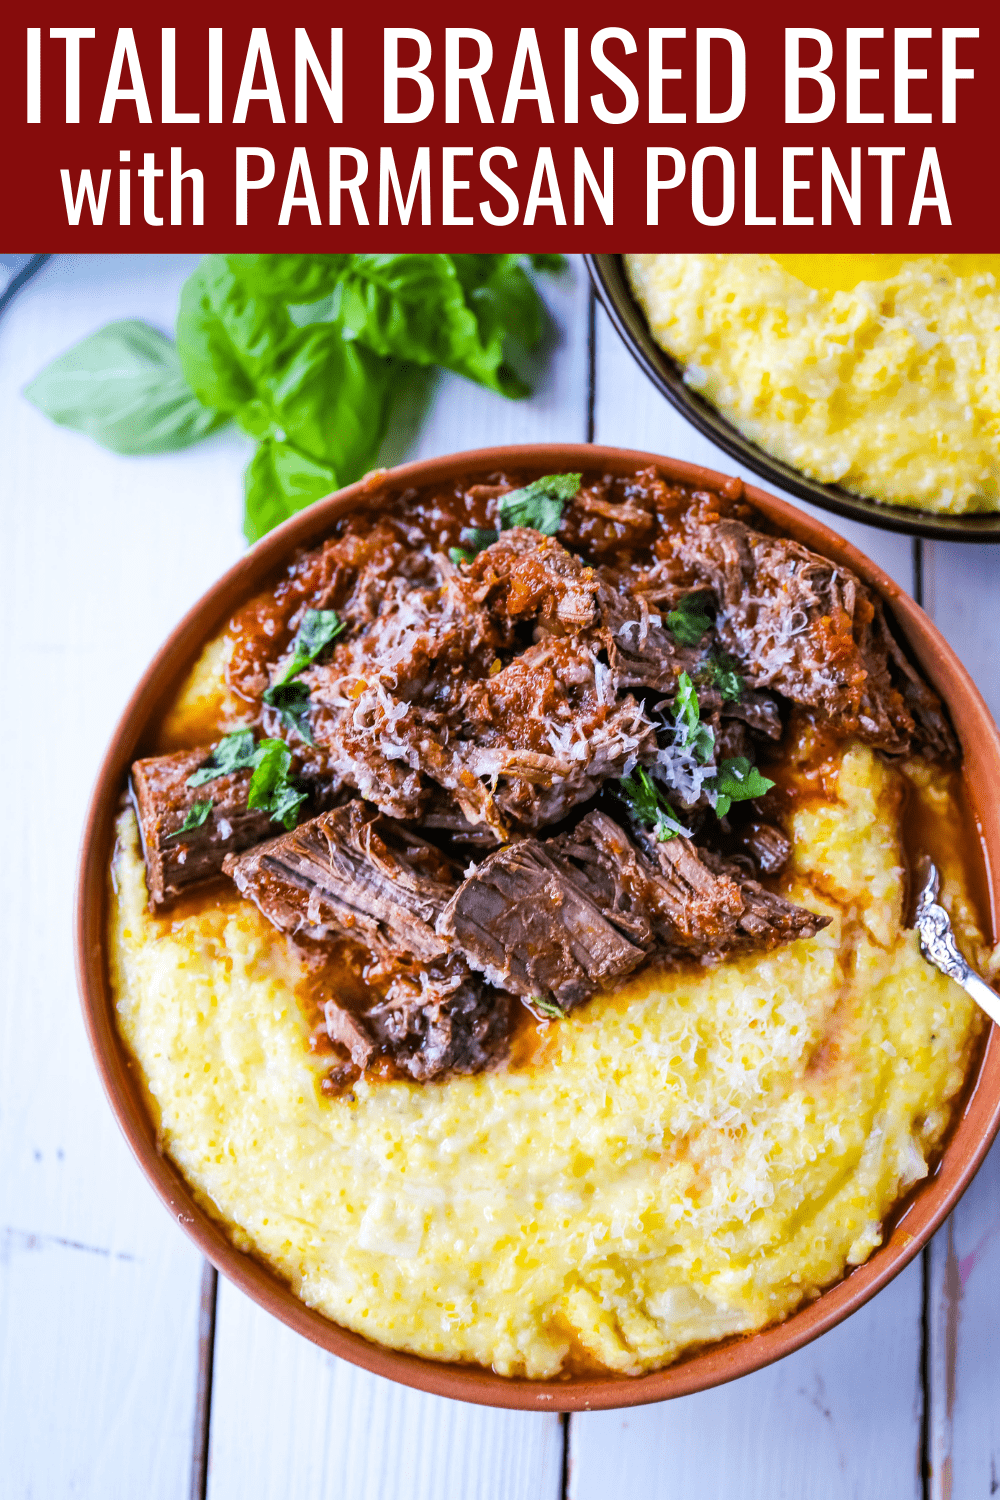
[912,859,1000,1027]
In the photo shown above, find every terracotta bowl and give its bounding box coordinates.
[76,444,1000,1411]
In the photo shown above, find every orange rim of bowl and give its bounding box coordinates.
[75,444,1000,1411]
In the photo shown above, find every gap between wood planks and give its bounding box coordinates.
[190,1261,218,1500]
[912,534,934,1500]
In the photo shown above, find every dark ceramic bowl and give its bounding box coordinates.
[586,254,1000,544]
[76,445,1000,1411]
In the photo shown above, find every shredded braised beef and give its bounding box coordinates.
[132,465,957,1084]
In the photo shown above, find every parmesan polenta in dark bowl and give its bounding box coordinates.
[588,255,1000,543]
[77,445,1000,1410]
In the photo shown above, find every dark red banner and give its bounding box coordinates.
[4,1,993,250]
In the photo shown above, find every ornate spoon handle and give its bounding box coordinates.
[913,860,1000,1028]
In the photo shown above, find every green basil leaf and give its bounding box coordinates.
[706,653,745,702]
[674,673,701,740]
[186,728,258,787]
[177,257,291,414]
[166,800,213,838]
[245,736,308,828]
[256,320,398,482]
[459,526,501,555]
[451,254,548,379]
[323,254,521,397]
[278,608,344,682]
[225,254,351,302]
[24,320,228,455]
[243,438,339,544]
[527,996,566,1020]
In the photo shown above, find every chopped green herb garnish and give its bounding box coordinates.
[166,800,213,838]
[458,525,500,554]
[185,728,257,787]
[674,672,715,764]
[262,679,314,743]
[615,767,690,843]
[528,996,566,1020]
[276,607,344,686]
[666,591,713,646]
[243,737,308,829]
[188,731,307,830]
[705,652,744,702]
[498,472,581,535]
[268,780,309,829]
[260,607,342,742]
[453,473,582,561]
[708,757,776,818]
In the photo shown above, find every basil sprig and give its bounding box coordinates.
[273,608,344,685]
[247,739,308,829]
[27,254,564,543]
[185,729,257,787]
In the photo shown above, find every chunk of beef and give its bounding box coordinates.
[366,964,510,1080]
[322,963,510,1082]
[697,848,826,947]
[466,529,599,633]
[309,549,658,835]
[457,636,658,831]
[130,749,276,907]
[227,521,412,703]
[223,802,460,964]
[551,812,827,964]
[551,812,747,958]
[675,507,923,753]
[441,811,827,1009]
[437,837,647,1009]
[731,821,793,877]
[594,571,700,693]
[862,597,959,760]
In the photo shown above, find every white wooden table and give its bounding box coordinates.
[1,254,997,1500]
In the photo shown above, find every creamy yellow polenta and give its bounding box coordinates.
[109,731,989,1377]
[626,253,1000,514]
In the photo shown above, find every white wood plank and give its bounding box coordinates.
[0,254,248,1499]
[207,1280,564,1500]
[592,300,916,593]
[923,537,1000,1500]
[569,1258,923,1500]
[922,544,1000,724]
[205,255,590,1499]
